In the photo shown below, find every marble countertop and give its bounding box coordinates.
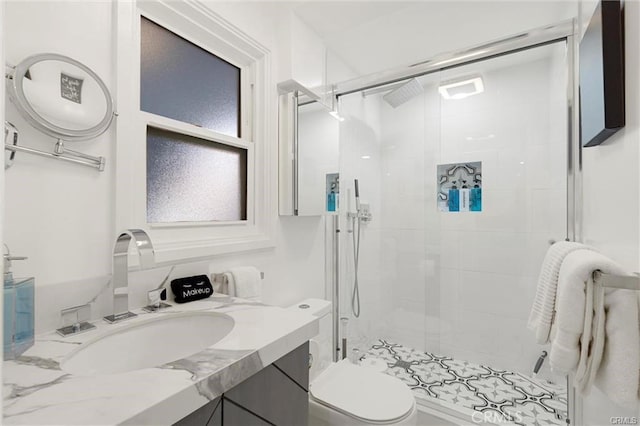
[2,295,318,425]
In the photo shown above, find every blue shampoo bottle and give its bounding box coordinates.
[448,185,460,212]
[470,184,482,212]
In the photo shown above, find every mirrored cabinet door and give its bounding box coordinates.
[279,91,339,216]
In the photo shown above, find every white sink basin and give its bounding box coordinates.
[60,312,234,376]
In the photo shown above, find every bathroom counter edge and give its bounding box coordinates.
[2,296,318,425]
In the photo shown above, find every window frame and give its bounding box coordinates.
[139,15,244,140]
[115,1,273,263]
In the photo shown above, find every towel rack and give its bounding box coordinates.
[212,271,264,286]
[593,271,640,291]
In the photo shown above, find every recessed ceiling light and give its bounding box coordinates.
[361,155,371,160]
[439,76,484,100]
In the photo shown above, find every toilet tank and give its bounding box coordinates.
[289,299,332,380]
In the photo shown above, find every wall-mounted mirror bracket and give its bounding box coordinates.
[4,54,114,172]
[4,121,106,171]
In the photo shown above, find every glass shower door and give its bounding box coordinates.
[425,42,569,423]
[337,84,430,357]
[338,40,570,426]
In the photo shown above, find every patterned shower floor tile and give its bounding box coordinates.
[364,340,567,426]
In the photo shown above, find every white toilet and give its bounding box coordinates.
[289,299,417,426]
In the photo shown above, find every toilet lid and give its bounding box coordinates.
[310,360,415,423]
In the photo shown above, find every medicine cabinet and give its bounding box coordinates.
[278,80,339,216]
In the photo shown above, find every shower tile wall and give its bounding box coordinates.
[340,43,567,376]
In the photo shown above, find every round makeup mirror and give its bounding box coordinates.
[7,53,114,141]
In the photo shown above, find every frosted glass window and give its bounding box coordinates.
[140,17,241,137]
[146,127,247,223]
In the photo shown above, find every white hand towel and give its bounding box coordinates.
[223,272,236,296]
[549,250,639,407]
[574,272,601,391]
[211,274,228,294]
[528,241,594,344]
[594,283,640,407]
[229,266,262,300]
[550,250,625,372]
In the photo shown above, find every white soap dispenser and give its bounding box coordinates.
[3,244,34,360]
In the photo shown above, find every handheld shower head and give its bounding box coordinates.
[354,179,361,212]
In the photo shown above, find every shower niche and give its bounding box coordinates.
[277,81,339,216]
[437,161,482,212]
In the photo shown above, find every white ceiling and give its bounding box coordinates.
[292,1,577,77]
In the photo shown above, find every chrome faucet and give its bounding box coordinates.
[104,229,155,323]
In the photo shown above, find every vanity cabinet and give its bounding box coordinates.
[175,342,309,426]
[175,397,222,426]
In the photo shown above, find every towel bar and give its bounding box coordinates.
[593,271,640,291]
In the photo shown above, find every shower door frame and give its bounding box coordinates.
[330,18,583,425]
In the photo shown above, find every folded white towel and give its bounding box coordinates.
[574,272,601,392]
[594,281,640,407]
[550,250,639,407]
[229,266,262,300]
[211,272,236,296]
[528,241,594,344]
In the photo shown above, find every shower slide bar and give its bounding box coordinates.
[593,271,640,291]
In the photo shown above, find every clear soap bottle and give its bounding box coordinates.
[3,245,34,360]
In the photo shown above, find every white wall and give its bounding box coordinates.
[2,1,327,334]
[1,0,6,420]
[4,0,115,288]
[581,1,639,271]
[580,0,640,422]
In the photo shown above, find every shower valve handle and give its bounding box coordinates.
[533,350,548,375]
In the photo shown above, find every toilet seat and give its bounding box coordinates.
[309,360,415,424]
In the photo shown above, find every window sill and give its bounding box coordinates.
[152,233,274,265]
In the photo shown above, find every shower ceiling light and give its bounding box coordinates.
[438,76,484,100]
